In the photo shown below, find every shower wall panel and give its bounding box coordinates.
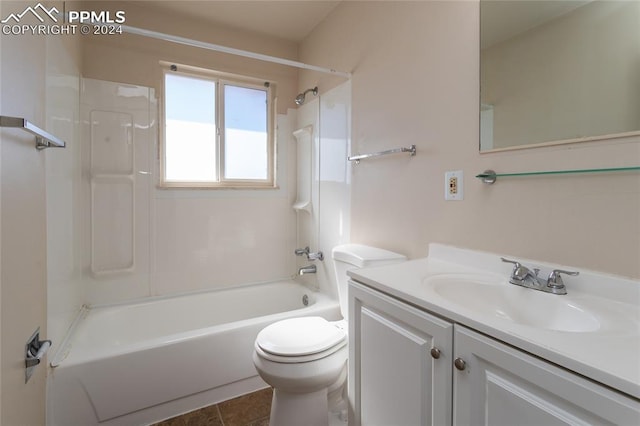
[89,111,135,274]
[152,112,297,296]
[81,78,155,304]
[81,78,296,303]
[91,177,134,273]
[45,28,83,363]
[78,77,348,303]
[292,81,351,298]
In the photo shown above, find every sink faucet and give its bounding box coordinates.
[501,258,578,295]
[298,265,316,275]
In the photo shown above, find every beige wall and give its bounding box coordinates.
[82,1,299,114]
[1,2,82,423]
[300,0,640,279]
[1,10,49,425]
[1,2,47,424]
[482,1,640,148]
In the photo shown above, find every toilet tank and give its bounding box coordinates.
[332,244,406,319]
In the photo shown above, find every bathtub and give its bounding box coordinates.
[47,280,340,426]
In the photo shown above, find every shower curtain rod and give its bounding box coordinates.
[121,24,352,79]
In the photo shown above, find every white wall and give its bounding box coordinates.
[45,29,83,353]
[74,2,305,303]
[74,81,350,305]
[151,112,297,298]
[293,96,320,291]
[317,82,352,300]
[73,78,298,305]
[1,1,81,423]
[292,81,351,299]
[73,0,353,302]
[300,0,640,279]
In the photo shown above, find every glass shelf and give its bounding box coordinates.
[476,166,640,184]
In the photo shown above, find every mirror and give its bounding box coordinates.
[480,0,640,152]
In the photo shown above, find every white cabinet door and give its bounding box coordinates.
[349,281,453,426]
[453,325,640,426]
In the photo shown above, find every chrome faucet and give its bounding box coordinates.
[294,247,324,261]
[501,258,578,295]
[295,246,310,256]
[298,265,317,275]
[501,258,540,287]
[307,251,324,261]
[295,247,322,275]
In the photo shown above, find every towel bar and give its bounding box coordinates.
[0,115,66,150]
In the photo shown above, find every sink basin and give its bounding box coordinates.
[423,274,601,333]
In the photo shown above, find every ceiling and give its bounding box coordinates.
[142,1,592,48]
[142,0,342,43]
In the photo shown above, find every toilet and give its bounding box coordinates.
[253,244,406,426]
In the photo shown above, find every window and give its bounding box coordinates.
[161,64,275,188]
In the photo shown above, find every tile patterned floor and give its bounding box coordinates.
[153,388,273,426]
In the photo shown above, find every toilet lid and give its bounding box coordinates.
[256,317,346,357]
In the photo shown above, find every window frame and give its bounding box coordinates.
[160,64,276,189]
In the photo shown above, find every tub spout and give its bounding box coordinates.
[298,265,316,275]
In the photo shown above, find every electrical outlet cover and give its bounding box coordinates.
[445,170,464,201]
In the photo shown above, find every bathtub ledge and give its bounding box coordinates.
[50,305,90,367]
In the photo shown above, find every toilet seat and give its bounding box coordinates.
[256,317,347,363]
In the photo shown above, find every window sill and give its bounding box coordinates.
[157,182,279,190]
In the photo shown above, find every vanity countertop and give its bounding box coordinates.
[348,244,640,399]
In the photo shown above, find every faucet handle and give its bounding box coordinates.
[500,257,520,267]
[501,257,524,276]
[307,251,324,261]
[500,257,523,275]
[501,257,537,282]
[547,269,579,289]
[295,247,309,256]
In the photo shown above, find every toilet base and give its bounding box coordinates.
[270,388,329,426]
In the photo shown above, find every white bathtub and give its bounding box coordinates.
[47,280,340,426]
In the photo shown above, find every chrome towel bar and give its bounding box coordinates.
[0,115,66,150]
[348,145,416,164]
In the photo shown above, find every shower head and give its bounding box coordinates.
[295,87,318,105]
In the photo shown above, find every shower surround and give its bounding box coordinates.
[46,77,351,423]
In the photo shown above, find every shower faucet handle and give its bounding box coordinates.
[307,251,324,261]
[295,247,310,256]
[294,247,323,261]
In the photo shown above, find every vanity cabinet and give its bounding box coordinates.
[349,281,453,426]
[453,326,639,426]
[349,280,640,426]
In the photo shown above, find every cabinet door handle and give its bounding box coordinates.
[454,357,466,371]
[430,348,441,359]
